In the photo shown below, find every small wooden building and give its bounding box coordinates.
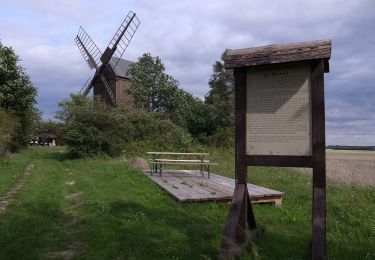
[38,132,57,146]
[93,58,133,107]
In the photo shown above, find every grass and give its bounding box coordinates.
[0,147,374,259]
[0,148,72,258]
[0,149,36,196]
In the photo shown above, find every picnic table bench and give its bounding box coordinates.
[147,152,218,178]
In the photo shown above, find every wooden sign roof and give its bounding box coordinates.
[224,39,331,69]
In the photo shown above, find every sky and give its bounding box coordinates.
[0,0,374,146]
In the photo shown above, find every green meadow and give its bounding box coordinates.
[0,147,374,259]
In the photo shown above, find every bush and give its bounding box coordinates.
[0,109,17,156]
[57,95,134,157]
[207,127,234,148]
[57,95,192,157]
[125,109,192,152]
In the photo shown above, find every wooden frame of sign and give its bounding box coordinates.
[220,40,331,259]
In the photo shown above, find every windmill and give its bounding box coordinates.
[75,11,140,107]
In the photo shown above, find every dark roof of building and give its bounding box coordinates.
[109,57,134,78]
[38,132,58,139]
[224,39,332,69]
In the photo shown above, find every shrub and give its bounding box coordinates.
[207,127,234,148]
[125,109,192,152]
[57,95,192,157]
[0,109,17,156]
[57,95,134,157]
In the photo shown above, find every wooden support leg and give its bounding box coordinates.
[220,184,248,257]
[312,166,326,260]
[247,190,257,229]
[220,67,258,258]
[238,184,247,243]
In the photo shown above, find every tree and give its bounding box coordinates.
[0,41,39,152]
[168,90,211,139]
[128,53,180,113]
[128,53,210,137]
[205,53,235,134]
[0,108,18,156]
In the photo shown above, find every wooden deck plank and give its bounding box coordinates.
[153,177,225,201]
[177,171,235,195]
[193,171,283,197]
[153,175,199,199]
[160,173,229,200]
[143,170,284,204]
[150,176,223,202]
[149,173,223,200]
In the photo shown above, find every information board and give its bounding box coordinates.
[246,63,312,155]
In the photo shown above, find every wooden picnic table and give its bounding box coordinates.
[147,152,217,178]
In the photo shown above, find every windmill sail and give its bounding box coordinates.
[100,11,140,69]
[75,27,103,70]
[80,76,92,95]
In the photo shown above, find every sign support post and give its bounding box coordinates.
[311,60,326,259]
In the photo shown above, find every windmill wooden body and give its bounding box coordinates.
[74,11,140,107]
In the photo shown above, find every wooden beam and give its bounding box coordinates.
[220,67,258,257]
[220,184,246,255]
[311,59,326,259]
[234,67,248,184]
[247,189,257,228]
[246,155,313,167]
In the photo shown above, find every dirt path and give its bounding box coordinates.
[47,168,85,259]
[0,163,34,215]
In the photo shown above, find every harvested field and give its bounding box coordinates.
[293,149,375,187]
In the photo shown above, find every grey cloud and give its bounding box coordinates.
[0,0,374,145]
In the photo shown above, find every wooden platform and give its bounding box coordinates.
[143,170,284,205]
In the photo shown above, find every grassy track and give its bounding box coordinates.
[0,149,36,196]
[0,147,374,259]
[0,148,70,258]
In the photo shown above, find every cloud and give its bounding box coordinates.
[0,0,374,145]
